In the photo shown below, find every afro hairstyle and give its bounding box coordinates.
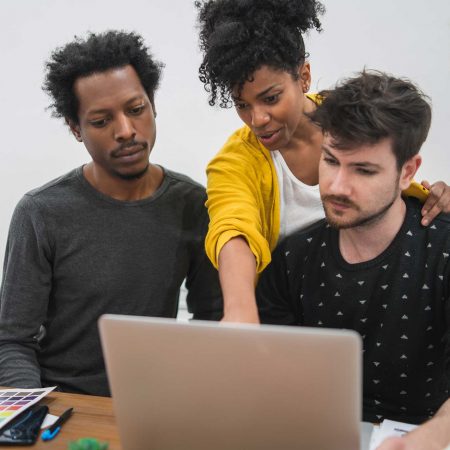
[43,30,164,125]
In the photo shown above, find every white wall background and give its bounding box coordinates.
[0,0,449,269]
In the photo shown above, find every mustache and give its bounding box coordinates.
[322,194,359,210]
[111,140,147,157]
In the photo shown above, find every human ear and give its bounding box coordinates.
[66,118,83,142]
[298,62,311,93]
[150,100,157,118]
[399,155,422,190]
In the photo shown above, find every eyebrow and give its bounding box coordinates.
[232,84,280,102]
[86,96,146,116]
[322,146,383,169]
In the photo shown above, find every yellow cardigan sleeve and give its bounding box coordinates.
[205,126,280,273]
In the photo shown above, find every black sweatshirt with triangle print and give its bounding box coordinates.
[257,198,450,424]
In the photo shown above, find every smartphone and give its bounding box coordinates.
[403,181,430,202]
[0,405,48,446]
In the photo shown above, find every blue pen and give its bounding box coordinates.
[41,407,73,441]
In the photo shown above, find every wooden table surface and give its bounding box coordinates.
[1,390,121,449]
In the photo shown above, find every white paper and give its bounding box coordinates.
[369,419,417,449]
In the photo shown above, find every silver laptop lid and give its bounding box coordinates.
[99,315,362,450]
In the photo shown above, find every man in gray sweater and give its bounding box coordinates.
[0,31,223,396]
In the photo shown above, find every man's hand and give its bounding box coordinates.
[421,180,450,226]
[376,436,407,450]
[376,435,446,450]
[377,398,450,450]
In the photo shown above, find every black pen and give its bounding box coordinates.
[41,407,73,441]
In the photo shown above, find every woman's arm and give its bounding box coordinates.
[218,237,259,323]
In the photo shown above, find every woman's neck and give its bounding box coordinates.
[277,95,323,185]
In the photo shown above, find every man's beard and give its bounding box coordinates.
[322,190,398,230]
[113,163,149,181]
[110,139,150,180]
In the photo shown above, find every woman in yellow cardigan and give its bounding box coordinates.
[195,0,450,323]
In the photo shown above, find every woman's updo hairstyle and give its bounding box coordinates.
[196,0,325,107]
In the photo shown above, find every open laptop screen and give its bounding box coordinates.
[99,315,362,450]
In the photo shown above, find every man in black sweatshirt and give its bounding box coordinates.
[257,71,450,449]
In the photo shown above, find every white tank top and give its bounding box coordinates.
[271,150,325,240]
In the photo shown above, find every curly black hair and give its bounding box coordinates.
[195,0,325,108]
[43,30,164,125]
[309,71,432,168]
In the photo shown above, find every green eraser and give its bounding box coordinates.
[68,437,109,450]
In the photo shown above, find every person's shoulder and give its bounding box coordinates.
[160,168,210,228]
[406,197,450,232]
[25,167,81,200]
[213,125,269,160]
[404,198,450,260]
[16,168,81,212]
[162,167,207,205]
[207,125,272,180]
[226,125,259,147]
[433,211,450,229]
[163,168,205,192]
[430,211,450,249]
[9,169,81,225]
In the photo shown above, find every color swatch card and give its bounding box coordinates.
[0,386,56,430]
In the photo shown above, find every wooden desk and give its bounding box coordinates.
[1,391,121,450]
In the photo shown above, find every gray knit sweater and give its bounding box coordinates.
[0,166,222,396]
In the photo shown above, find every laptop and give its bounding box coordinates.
[99,315,365,450]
